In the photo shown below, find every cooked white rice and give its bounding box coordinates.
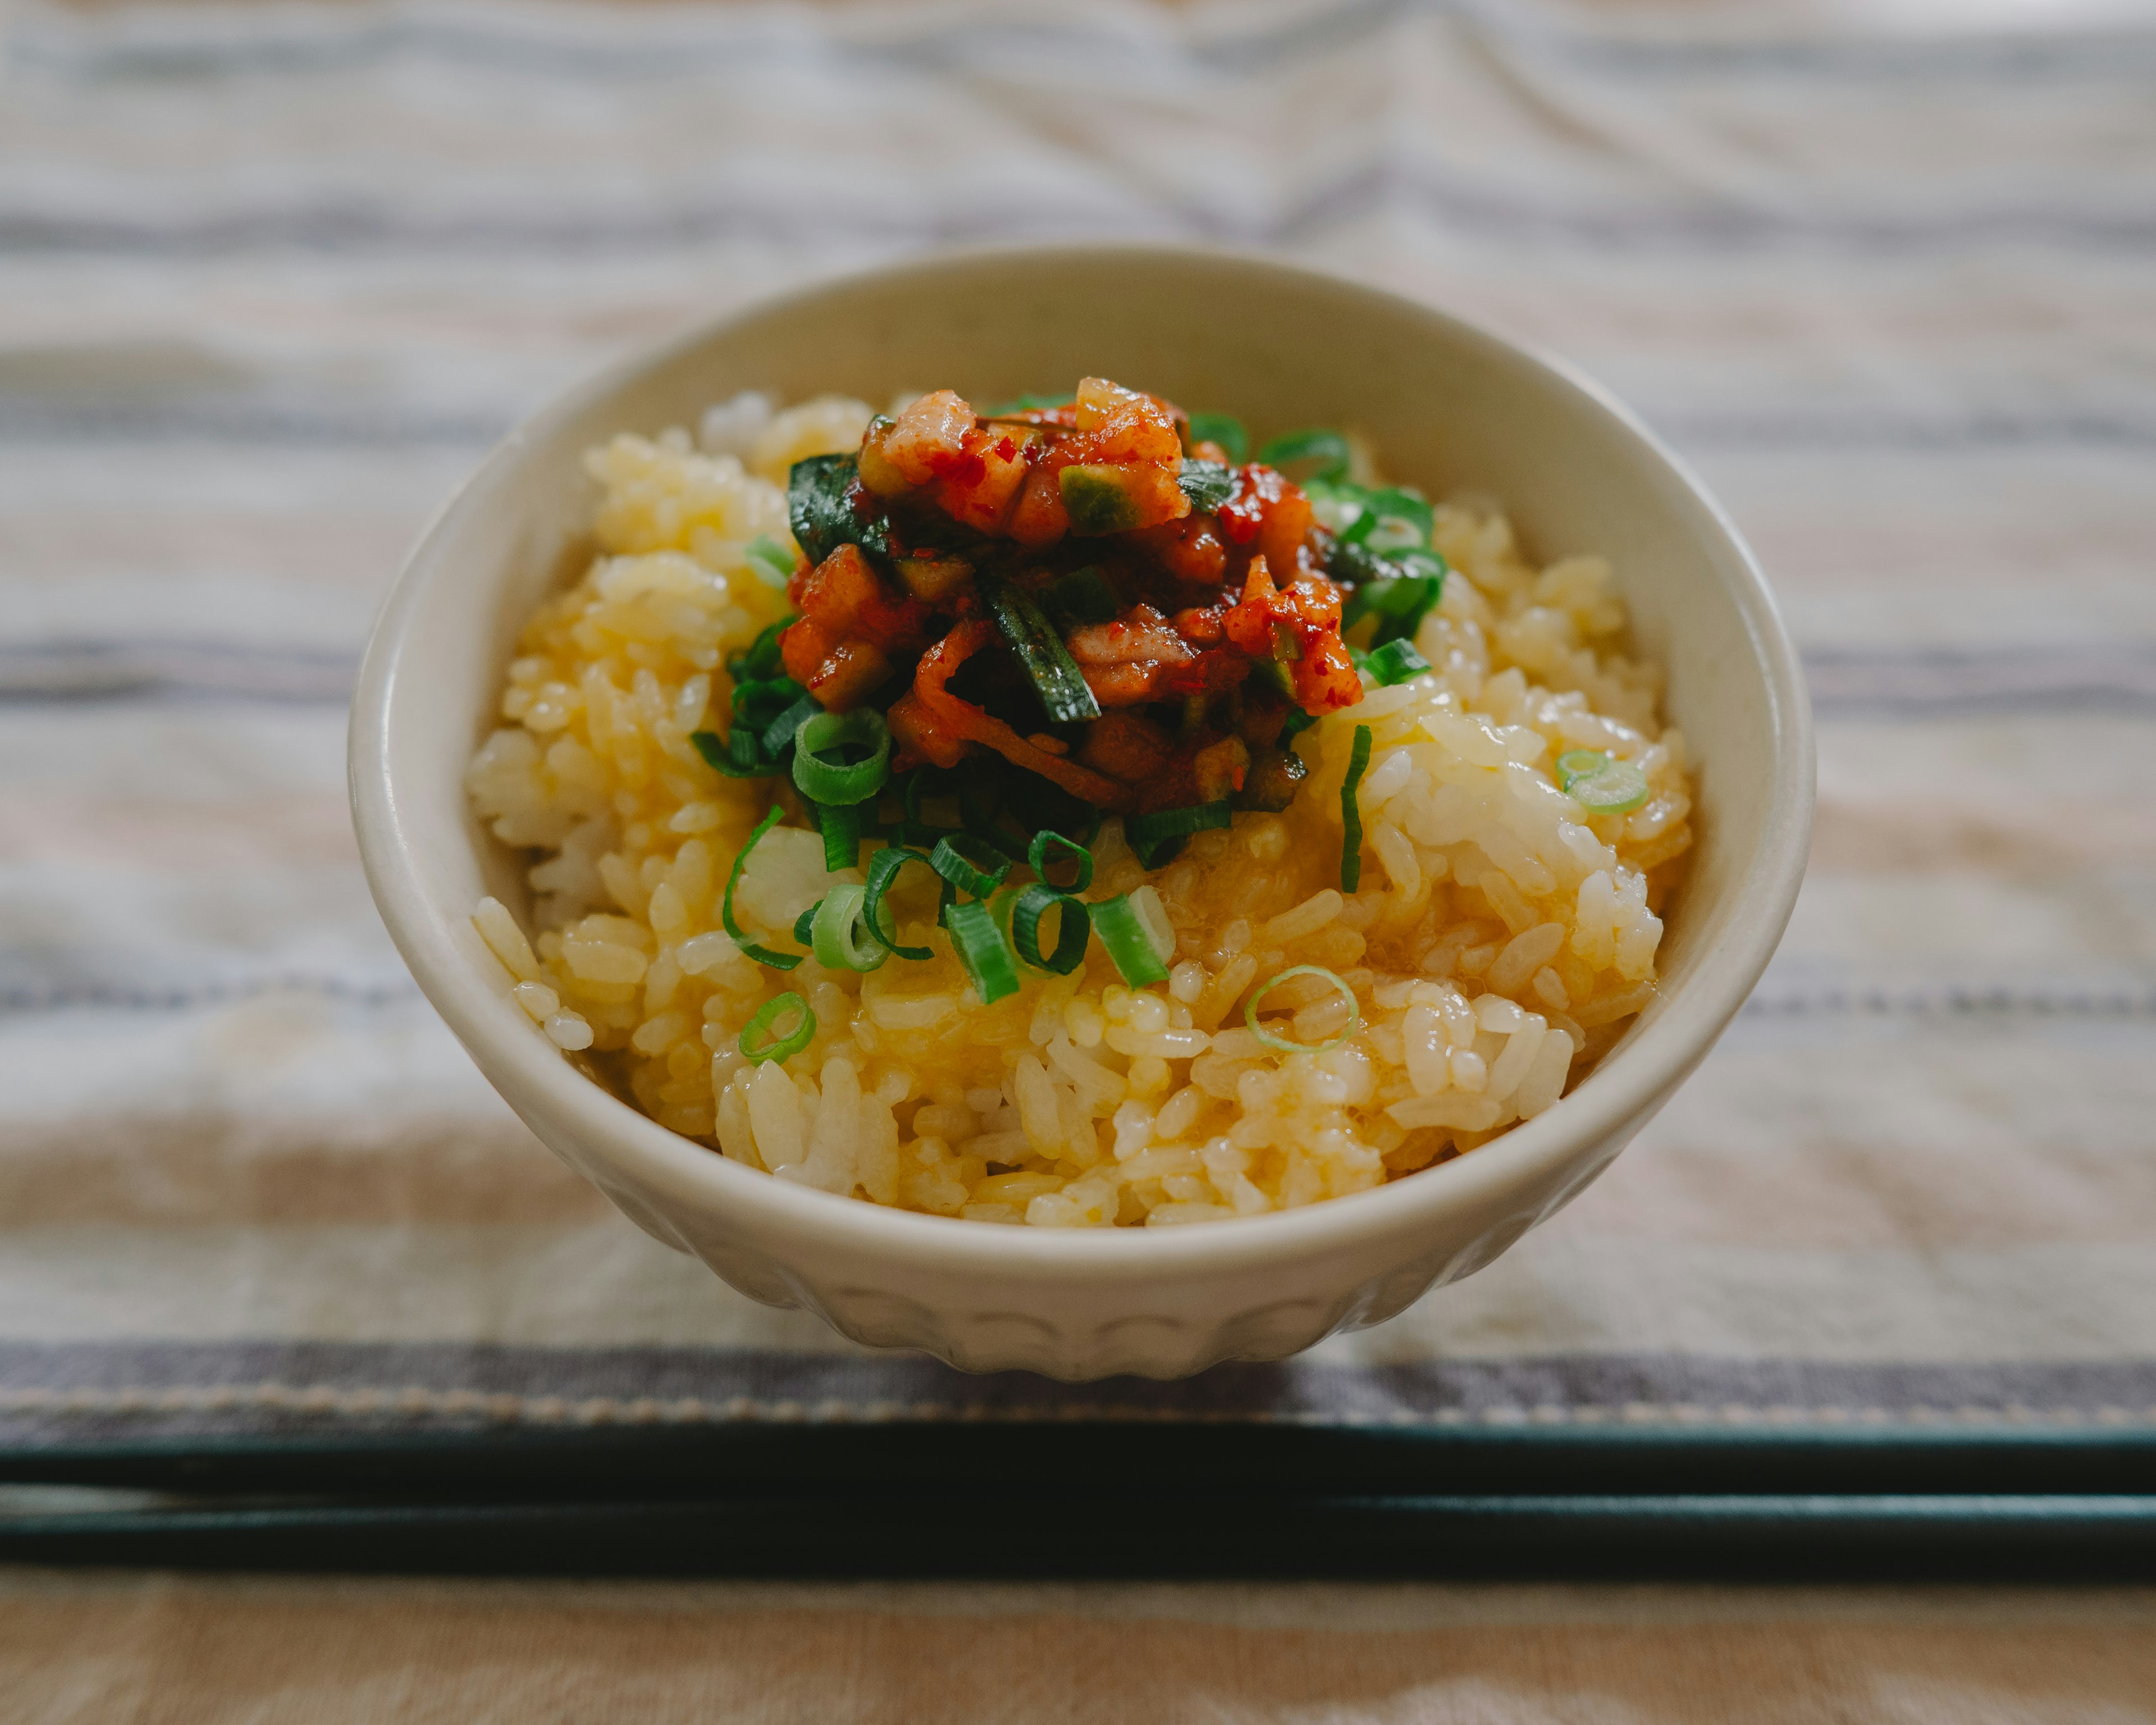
[465,393,1692,1227]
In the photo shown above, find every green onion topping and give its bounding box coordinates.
[691,727,778,780]
[1364,639,1431,686]
[981,392,1074,417]
[792,901,819,947]
[739,992,816,1065]
[981,577,1102,725]
[810,797,862,871]
[743,536,797,590]
[862,846,937,962]
[960,781,1033,861]
[721,806,806,971]
[1186,412,1249,463]
[811,883,889,973]
[1125,799,1232,870]
[1027,828,1094,893]
[728,617,793,681]
[1177,459,1236,512]
[1255,427,1351,484]
[791,706,892,806]
[1340,724,1373,893]
[1341,567,1444,647]
[1245,965,1362,1055]
[930,833,1012,901]
[1044,565,1121,629]
[945,898,1021,1004]
[1012,884,1090,975]
[1093,889,1173,987]
[1556,749,1652,815]
[787,453,893,565]
[1337,485,1433,547]
[760,693,821,759]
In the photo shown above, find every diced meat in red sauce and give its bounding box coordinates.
[769,376,1365,817]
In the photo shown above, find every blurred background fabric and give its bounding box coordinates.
[2,0,2155,1713]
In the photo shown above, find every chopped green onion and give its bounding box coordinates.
[1556,749,1651,815]
[788,453,893,565]
[896,768,958,850]
[791,706,892,806]
[743,535,797,591]
[1340,724,1373,893]
[1027,828,1094,893]
[1364,639,1431,686]
[1187,412,1249,463]
[1281,706,1318,740]
[1337,485,1433,547]
[810,798,862,871]
[739,991,816,1065]
[981,577,1102,725]
[945,898,1021,1004]
[1125,799,1232,870]
[811,883,888,973]
[1177,459,1236,512]
[722,805,806,971]
[792,901,819,946]
[862,846,937,961]
[1093,891,1173,987]
[691,727,779,779]
[1343,574,1443,648]
[727,617,793,681]
[1044,565,1121,629]
[981,392,1074,417]
[960,782,1031,861]
[1013,884,1090,974]
[732,673,805,723]
[760,693,821,759]
[1255,427,1351,484]
[930,834,1012,901]
[1245,965,1362,1055]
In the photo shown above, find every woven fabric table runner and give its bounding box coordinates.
[3,0,2153,1452]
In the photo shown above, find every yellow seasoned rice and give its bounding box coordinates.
[466,395,1693,1227]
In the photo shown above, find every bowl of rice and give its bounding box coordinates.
[350,244,1811,1380]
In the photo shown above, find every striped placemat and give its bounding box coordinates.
[3,0,2153,1453]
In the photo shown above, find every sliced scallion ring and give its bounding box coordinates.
[721,805,805,971]
[792,706,892,806]
[1364,639,1431,686]
[959,782,1031,862]
[1093,889,1172,987]
[1245,965,1362,1055]
[1027,828,1094,894]
[1125,799,1231,870]
[1186,411,1249,463]
[945,898,1021,1004]
[811,798,862,871]
[930,834,1012,901]
[743,535,797,590]
[1340,724,1374,893]
[862,846,937,962]
[792,901,820,947]
[1013,884,1090,975]
[760,692,822,760]
[1255,427,1351,484]
[1556,749,1651,815]
[811,883,888,973]
[691,727,778,780]
[727,617,794,681]
[739,991,815,1065]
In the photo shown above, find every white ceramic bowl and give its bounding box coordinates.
[350,244,1812,1381]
